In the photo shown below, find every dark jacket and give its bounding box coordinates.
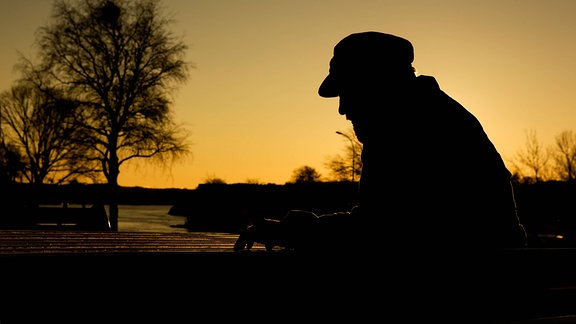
[354,75,526,248]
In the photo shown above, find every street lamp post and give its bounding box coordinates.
[336,131,355,183]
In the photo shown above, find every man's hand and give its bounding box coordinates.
[234,218,285,252]
[233,210,320,252]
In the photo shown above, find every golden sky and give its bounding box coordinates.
[1,0,576,189]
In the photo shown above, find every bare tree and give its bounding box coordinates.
[551,130,576,181]
[510,129,550,183]
[202,175,227,185]
[0,83,98,187]
[325,129,362,182]
[290,165,323,183]
[324,156,349,182]
[29,0,192,229]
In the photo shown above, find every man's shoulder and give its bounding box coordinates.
[415,75,440,89]
[415,75,464,107]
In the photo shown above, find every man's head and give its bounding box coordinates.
[319,32,416,143]
[318,31,415,99]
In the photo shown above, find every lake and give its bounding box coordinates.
[113,204,189,233]
[43,204,189,233]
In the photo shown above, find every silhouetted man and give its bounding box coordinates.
[236,32,526,251]
[316,31,527,249]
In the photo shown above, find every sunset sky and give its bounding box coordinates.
[1,0,576,189]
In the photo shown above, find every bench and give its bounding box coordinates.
[0,205,111,231]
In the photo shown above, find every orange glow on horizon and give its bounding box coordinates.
[2,1,576,189]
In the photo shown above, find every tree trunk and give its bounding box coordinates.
[107,182,119,231]
[107,152,121,231]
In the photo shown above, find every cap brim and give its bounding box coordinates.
[318,74,339,98]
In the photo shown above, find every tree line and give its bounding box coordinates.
[509,129,576,183]
[284,127,576,187]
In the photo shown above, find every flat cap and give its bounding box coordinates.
[318,32,414,98]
